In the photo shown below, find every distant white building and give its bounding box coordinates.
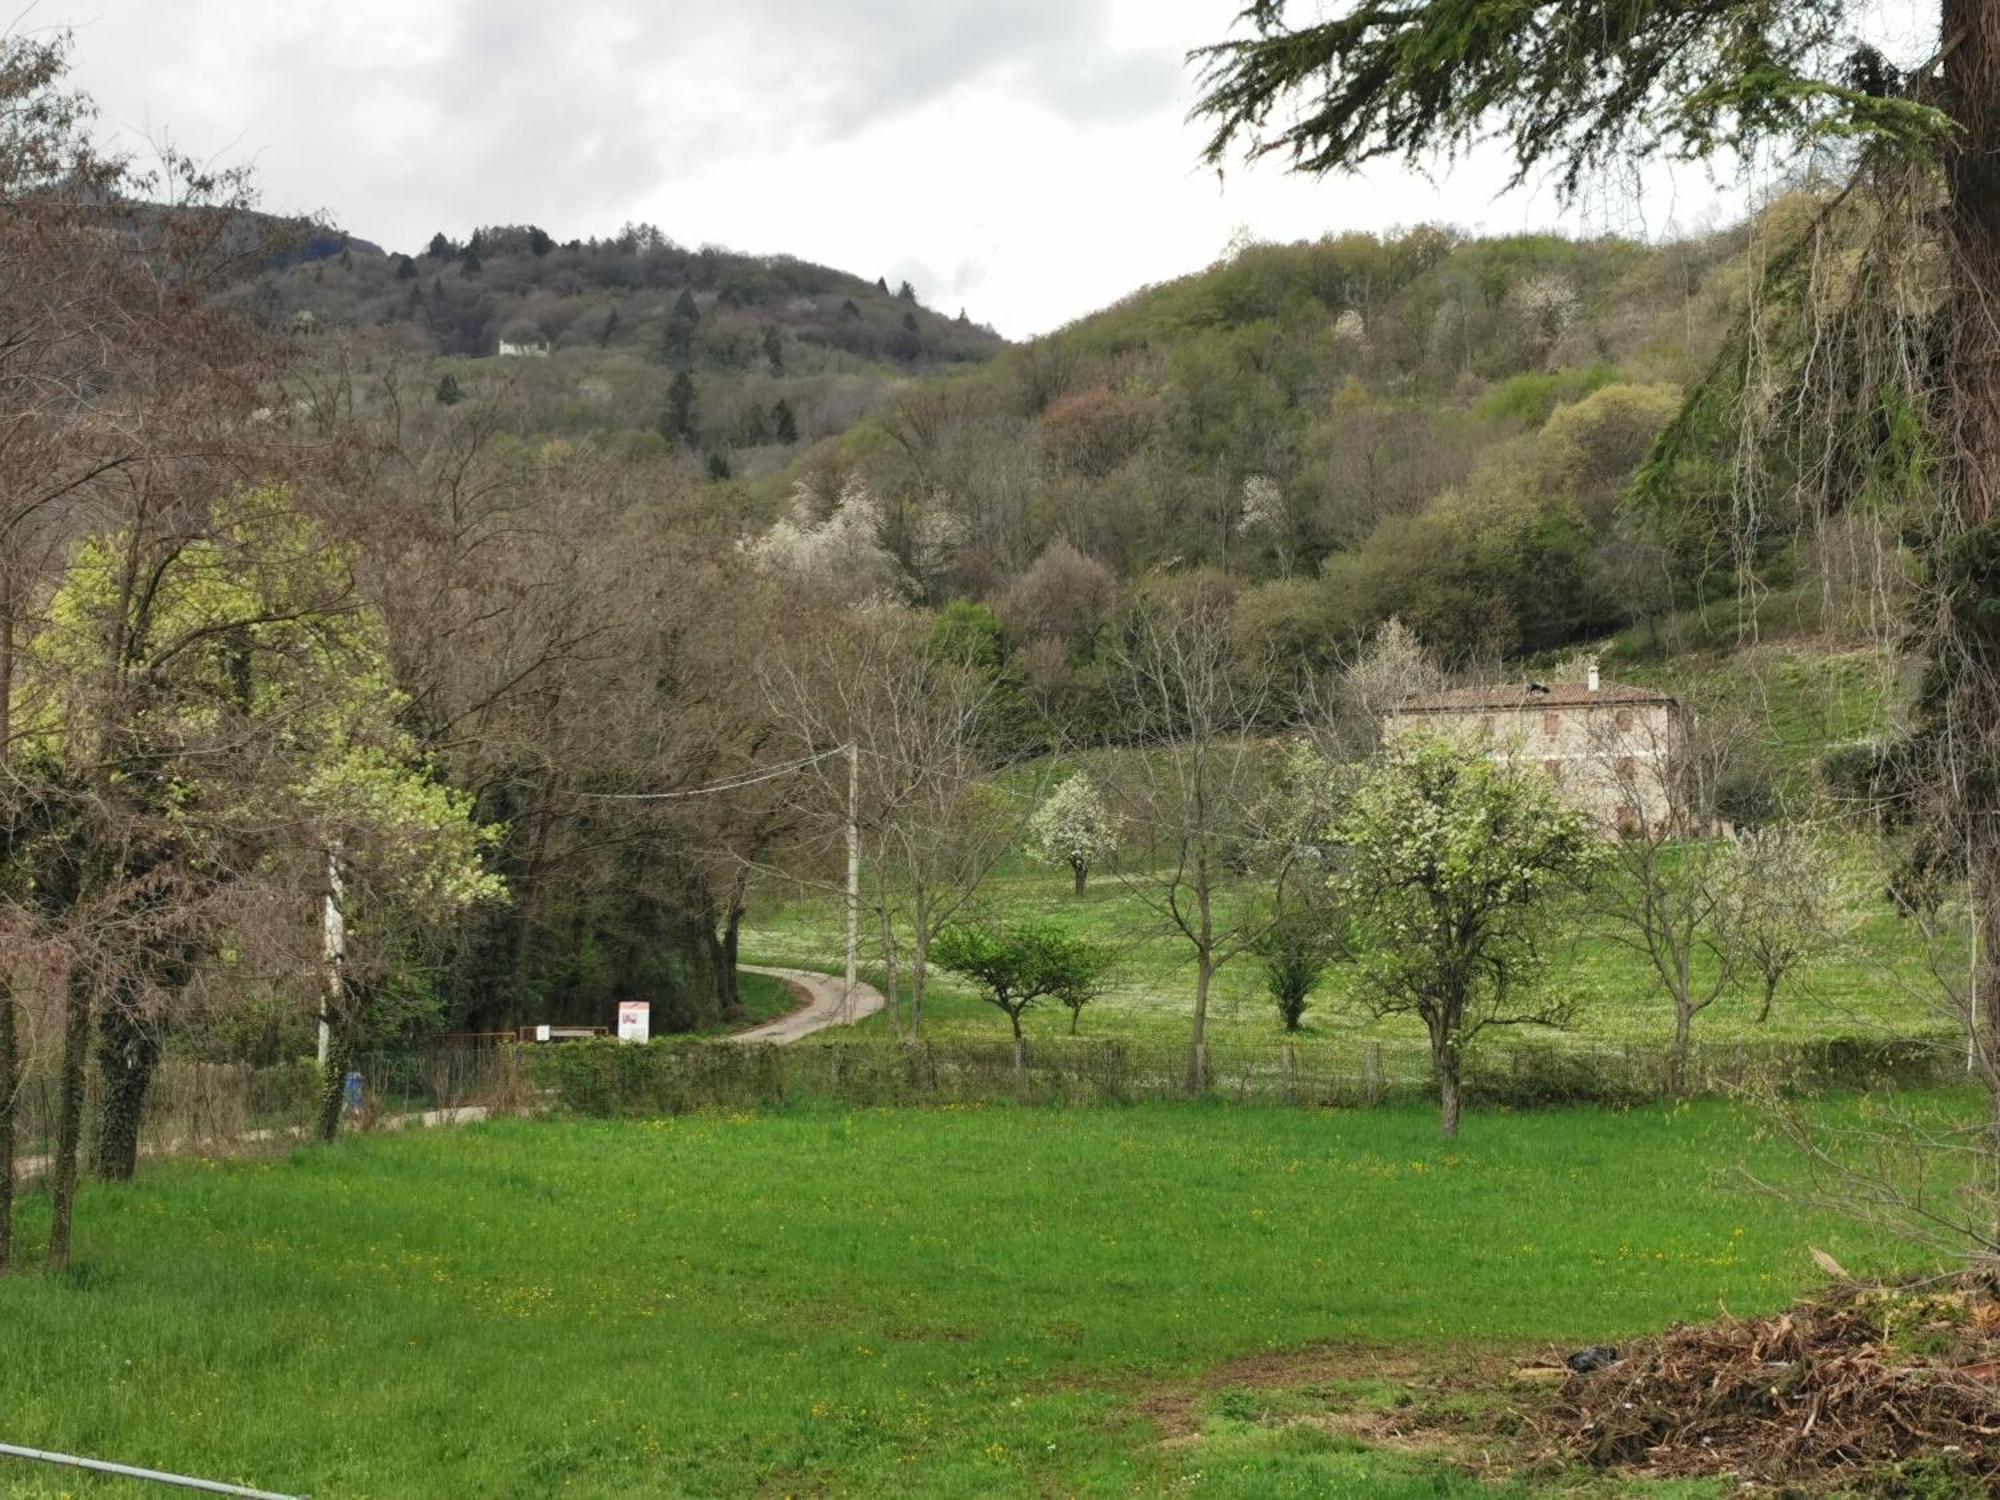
[1385,664,1688,834]
[497,331,550,357]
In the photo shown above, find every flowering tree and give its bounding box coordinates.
[1028,772,1121,895]
[744,477,912,605]
[1335,734,1599,1137]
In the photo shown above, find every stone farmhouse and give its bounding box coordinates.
[1385,664,1688,832]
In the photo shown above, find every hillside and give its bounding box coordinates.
[227,219,1007,476]
[759,213,1835,666]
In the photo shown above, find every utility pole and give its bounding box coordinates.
[844,742,859,1020]
[320,846,345,1069]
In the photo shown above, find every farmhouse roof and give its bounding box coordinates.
[1390,679,1676,714]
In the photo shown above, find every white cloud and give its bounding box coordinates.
[60,0,1752,338]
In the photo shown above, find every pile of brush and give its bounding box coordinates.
[1545,1272,2000,1489]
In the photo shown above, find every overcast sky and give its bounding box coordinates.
[58,0,1759,338]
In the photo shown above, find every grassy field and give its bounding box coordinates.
[0,1097,1952,1498]
[740,849,1952,1058]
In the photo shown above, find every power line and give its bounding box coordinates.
[566,745,848,801]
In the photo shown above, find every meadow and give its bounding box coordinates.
[0,1096,1951,1498]
[739,849,1954,1059]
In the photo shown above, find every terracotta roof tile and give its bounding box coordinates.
[1391,679,1676,713]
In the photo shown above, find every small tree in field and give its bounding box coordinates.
[1336,734,1598,1137]
[1720,824,1858,1024]
[931,921,1109,1063]
[1257,907,1343,1032]
[1028,773,1121,894]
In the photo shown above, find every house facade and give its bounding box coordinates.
[1385,666,1687,832]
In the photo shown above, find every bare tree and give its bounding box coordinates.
[1107,583,1279,1090]
[1719,824,1859,1023]
[762,607,1015,1039]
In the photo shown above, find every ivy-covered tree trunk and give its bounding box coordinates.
[46,963,93,1272]
[317,1025,354,1144]
[91,983,157,1181]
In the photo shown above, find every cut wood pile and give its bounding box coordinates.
[1545,1276,2000,1490]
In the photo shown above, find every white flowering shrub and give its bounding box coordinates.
[1027,772,1122,894]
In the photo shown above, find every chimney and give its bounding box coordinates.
[1587,660,1601,693]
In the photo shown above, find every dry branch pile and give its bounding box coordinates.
[1548,1278,2000,1489]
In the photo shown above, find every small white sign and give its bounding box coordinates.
[534,1024,551,1043]
[617,1001,650,1043]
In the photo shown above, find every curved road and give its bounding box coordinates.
[733,965,886,1042]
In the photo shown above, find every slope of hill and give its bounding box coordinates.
[228,219,1008,477]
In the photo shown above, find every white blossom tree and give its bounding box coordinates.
[1028,772,1122,895]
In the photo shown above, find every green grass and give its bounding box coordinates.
[741,845,1953,1057]
[0,1097,1948,1497]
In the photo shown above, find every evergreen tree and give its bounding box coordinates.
[393,253,417,280]
[460,247,482,276]
[426,231,452,258]
[762,324,784,377]
[896,279,916,302]
[840,298,861,319]
[875,276,889,294]
[771,398,798,445]
[706,451,732,482]
[527,225,555,256]
[663,370,696,442]
[901,310,918,333]
[661,288,699,367]
[436,373,465,406]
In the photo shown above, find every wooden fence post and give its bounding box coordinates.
[1281,1044,1297,1104]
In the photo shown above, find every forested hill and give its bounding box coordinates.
[232,220,1002,367]
[763,215,1792,670]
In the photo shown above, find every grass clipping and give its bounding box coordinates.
[1546,1273,2000,1486]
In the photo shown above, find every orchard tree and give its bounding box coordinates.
[1192,0,2000,1173]
[930,920,1109,1061]
[1336,734,1599,1137]
[1028,772,1122,894]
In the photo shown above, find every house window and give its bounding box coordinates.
[1614,756,1636,782]
[1543,758,1563,783]
[1614,708,1633,731]
[1479,714,1494,736]
[1542,711,1561,736]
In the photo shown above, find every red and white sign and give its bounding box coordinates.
[616,1001,650,1043]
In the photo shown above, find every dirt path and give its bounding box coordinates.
[732,966,886,1042]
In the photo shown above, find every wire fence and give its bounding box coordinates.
[522,1031,1967,1116]
[4,1030,1968,1176]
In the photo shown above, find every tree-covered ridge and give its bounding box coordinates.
[766,215,1786,670]
[228,218,1003,368]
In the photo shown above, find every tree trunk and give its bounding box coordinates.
[91,984,156,1182]
[1186,859,1213,1094]
[1072,862,1086,896]
[1188,947,1213,1094]
[1941,0,2000,1243]
[0,977,14,1272]
[1755,974,1777,1025]
[317,1025,354,1144]
[1010,1011,1026,1085]
[719,868,750,1019]
[47,963,92,1272]
[1433,1028,1462,1140]
[1069,1004,1080,1035]
[909,927,928,1043]
[1670,1001,1693,1099]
